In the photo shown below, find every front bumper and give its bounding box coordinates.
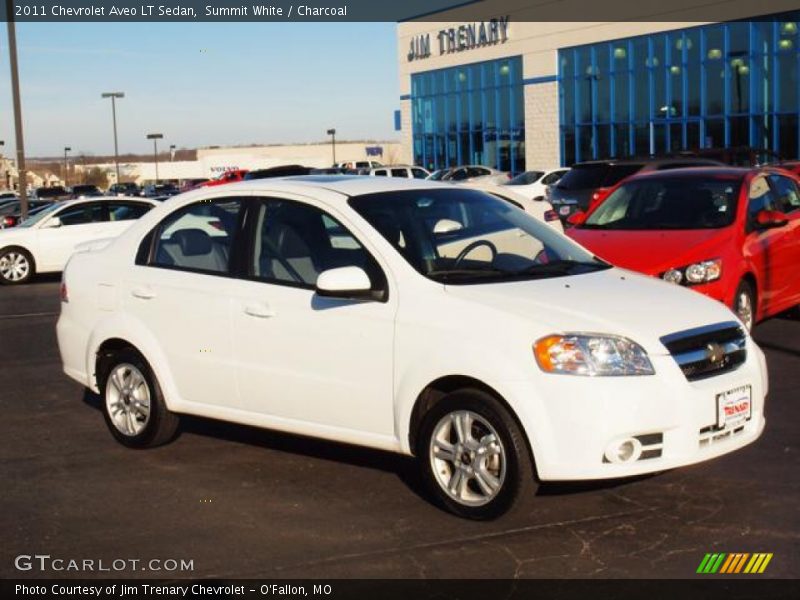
[506,341,767,481]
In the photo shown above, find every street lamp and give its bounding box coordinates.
[326,128,336,165]
[169,144,176,162]
[101,92,124,185]
[147,133,163,185]
[63,146,71,187]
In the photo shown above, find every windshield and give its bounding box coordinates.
[349,188,608,284]
[17,202,64,228]
[582,177,742,230]
[507,171,544,186]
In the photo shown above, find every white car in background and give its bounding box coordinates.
[57,178,766,520]
[428,165,509,185]
[460,181,564,233]
[0,197,156,284]
[360,165,431,179]
[505,168,570,200]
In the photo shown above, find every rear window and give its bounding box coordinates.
[557,165,609,190]
[603,164,644,186]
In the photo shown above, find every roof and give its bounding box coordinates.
[629,167,755,180]
[202,174,455,199]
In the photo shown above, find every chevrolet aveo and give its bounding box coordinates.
[56,177,767,519]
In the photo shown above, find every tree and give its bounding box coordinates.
[84,167,109,189]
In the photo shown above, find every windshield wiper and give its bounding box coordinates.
[513,259,611,278]
[427,268,511,282]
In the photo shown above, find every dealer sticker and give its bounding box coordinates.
[716,384,752,430]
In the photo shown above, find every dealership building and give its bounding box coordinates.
[396,1,800,172]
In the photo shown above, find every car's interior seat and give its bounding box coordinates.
[158,228,229,271]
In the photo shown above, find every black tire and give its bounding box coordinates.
[733,279,756,332]
[416,388,537,520]
[99,348,180,448]
[0,247,35,285]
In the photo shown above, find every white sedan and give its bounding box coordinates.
[0,197,156,284]
[504,168,569,200]
[457,181,564,233]
[57,177,766,519]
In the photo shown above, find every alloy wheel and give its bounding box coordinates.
[105,363,152,436]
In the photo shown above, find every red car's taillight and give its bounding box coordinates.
[544,210,559,222]
[1,216,15,227]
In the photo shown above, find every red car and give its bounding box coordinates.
[566,167,800,330]
[198,169,249,188]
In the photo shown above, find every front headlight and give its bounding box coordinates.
[534,334,655,376]
[663,259,722,286]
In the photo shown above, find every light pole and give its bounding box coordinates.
[7,9,29,217]
[169,144,176,162]
[101,92,124,185]
[327,128,336,165]
[147,133,163,185]
[63,146,71,187]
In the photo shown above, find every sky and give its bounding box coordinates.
[0,21,400,158]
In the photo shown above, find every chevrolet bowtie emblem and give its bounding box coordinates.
[706,342,725,364]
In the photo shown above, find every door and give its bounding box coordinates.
[742,174,796,317]
[229,196,396,438]
[36,202,107,271]
[767,173,800,309]
[123,196,246,408]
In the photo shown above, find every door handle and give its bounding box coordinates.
[243,302,276,318]
[131,286,156,300]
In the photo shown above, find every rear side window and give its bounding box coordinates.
[148,198,243,275]
[391,168,409,178]
[374,169,388,176]
[508,171,544,185]
[541,170,566,185]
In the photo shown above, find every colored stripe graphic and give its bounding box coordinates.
[699,553,774,574]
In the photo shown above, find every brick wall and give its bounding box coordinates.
[525,81,561,169]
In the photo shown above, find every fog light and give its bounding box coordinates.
[663,268,683,285]
[605,438,643,464]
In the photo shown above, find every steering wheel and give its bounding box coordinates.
[452,240,498,269]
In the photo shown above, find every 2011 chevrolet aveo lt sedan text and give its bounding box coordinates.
[56,177,767,519]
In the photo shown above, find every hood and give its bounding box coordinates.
[444,268,740,355]
[567,228,732,274]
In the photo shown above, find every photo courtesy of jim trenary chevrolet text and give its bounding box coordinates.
[0,0,798,598]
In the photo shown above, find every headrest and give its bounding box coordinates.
[171,228,213,256]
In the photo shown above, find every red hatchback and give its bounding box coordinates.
[566,167,800,330]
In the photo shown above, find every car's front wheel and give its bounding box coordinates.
[100,348,180,448]
[0,247,34,285]
[417,389,537,520]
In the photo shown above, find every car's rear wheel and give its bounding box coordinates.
[0,247,34,285]
[100,348,179,448]
[733,280,756,331]
[417,389,536,520]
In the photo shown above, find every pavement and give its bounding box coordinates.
[1,277,798,579]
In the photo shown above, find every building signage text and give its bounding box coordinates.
[407,17,510,62]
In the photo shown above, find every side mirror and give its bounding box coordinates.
[567,210,587,226]
[316,266,373,299]
[433,218,464,234]
[45,216,62,228]
[755,209,788,230]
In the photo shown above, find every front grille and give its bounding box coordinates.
[660,322,747,382]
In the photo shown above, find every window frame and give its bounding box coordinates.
[50,202,108,227]
[239,196,390,301]
[135,196,248,278]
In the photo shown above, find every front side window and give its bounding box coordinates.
[55,203,106,226]
[107,201,153,221]
[148,198,243,274]
[411,168,428,179]
[350,188,606,284]
[250,199,385,290]
[768,174,800,213]
[747,176,779,220]
[584,177,741,230]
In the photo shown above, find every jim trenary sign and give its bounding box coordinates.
[407,16,510,61]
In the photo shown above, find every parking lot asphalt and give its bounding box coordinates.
[1,277,798,580]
